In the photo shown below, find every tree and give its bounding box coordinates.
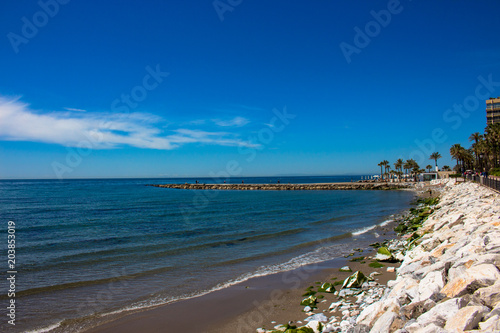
[394,159,403,182]
[426,165,432,173]
[429,152,442,170]
[469,132,483,170]
[484,123,500,169]
[442,165,451,171]
[403,160,412,179]
[450,144,464,172]
[382,160,390,180]
[404,159,420,181]
[377,161,384,180]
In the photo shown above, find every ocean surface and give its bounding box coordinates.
[0,176,415,332]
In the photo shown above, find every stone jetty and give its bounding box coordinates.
[149,182,412,191]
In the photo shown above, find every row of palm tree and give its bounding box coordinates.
[377,153,446,182]
[449,123,500,173]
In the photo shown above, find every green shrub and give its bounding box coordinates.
[490,168,500,177]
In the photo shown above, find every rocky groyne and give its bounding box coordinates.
[149,183,412,191]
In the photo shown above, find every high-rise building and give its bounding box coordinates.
[486,97,500,125]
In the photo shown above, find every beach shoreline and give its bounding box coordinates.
[82,187,421,333]
[83,243,403,333]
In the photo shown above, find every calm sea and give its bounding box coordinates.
[0,177,414,332]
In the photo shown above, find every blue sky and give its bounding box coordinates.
[1,0,500,179]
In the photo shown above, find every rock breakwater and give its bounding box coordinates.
[149,183,411,191]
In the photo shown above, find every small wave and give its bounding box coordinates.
[351,225,377,236]
[379,219,394,227]
[351,219,394,236]
[24,321,62,333]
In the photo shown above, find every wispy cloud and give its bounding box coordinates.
[64,107,87,112]
[0,97,257,150]
[213,116,250,127]
[168,128,257,147]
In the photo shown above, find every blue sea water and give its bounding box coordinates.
[0,177,414,332]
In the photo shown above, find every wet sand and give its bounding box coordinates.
[205,253,400,333]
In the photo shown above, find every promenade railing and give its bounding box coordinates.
[466,174,500,193]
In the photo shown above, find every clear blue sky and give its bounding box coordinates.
[1,0,499,179]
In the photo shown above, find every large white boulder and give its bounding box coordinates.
[444,305,490,331]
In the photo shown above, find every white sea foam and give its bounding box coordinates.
[379,218,394,227]
[351,225,377,236]
[351,219,394,236]
[24,321,62,333]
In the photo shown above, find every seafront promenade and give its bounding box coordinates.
[149,182,412,191]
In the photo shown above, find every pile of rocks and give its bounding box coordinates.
[355,181,500,332]
[149,183,411,191]
[256,180,500,332]
[257,275,390,333]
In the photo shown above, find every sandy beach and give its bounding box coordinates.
[84,254,401,333]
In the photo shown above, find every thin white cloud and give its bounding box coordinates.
[0,97,258,150]
[213,116,250,127]
[64,107,87,112]
[167,129,258,148]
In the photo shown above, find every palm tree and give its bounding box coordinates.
[463,148,475,171]
[426,165,432,173]
[485,123,500,168]
[377,161,384,180]
[469,132,483,170]
[429,152,442,171]
[442,165,451,171]
[450,144,464,172]
[382,160,390,180]
[394,159,403,182]
[469,132,483,145]
[403,159,419,181]
[403,160,412,180]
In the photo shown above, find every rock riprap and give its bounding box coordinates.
[355,181,500,332]
[256,180,500,332]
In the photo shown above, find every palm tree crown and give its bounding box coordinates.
[429,152,442,168]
